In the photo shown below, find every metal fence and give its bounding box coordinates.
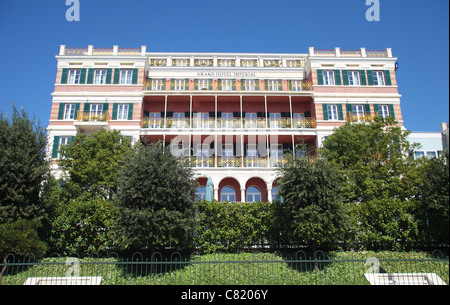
[1,251,448,285]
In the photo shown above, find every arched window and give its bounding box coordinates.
[196,186,206,201]
[247,186,261,202]
[221,186,236,202]
[272,186,280,201]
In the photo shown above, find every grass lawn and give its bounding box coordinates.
[2,251,448,285]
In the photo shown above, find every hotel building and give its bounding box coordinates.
[47,45,403,202]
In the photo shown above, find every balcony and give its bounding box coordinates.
[177,156,291,169]
[74,111,110,133]
[141,117,316,129]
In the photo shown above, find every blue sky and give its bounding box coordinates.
[0,0,448,132]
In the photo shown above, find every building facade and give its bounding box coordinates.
[47,45,403,202]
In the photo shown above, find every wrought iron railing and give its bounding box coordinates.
[76,111,110,122]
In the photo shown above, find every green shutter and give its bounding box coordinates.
[61,68,69,84]
[52,136,60,158]
[373,104,379,117]
[113,69,120,84]
[334,70,342,85]
[322,104,329,120]
[317,69,324,85]
[389,104,396,119]
[128,103,134,120]
[132,68,139,84]
[79,68,87,84]
[367,70,374,86]
[241,79,246,91]
[103,103,109,113]
[346,104,352,116]
[185,78,190,90]
[264,80,268,90]
[106,68,112,84]
[87,68,94,84]
[74,103,80,120]
[342,70,349,85]
[58,103,65,120]
[364,104,371,115]
[84,103,90,112]
[360,70,367,86]
[112,103,118,120]
[338,104,344,120]
[384,70,392,86]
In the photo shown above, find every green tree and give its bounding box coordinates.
[0,105,49,222]
[406,152,449,247]
[58,129,132,199]
[320,117,417,249]
[276,156,346,253]
[113,142,197,252]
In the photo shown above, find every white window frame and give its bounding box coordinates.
[247,186,261,202]
[244,80,256,91]
[352,105,365,121]
[222,79,233,91]
[269,113,281,128]
[222,144,234,168]
[196,144,210,168]
[221,186,236,202]
[293,113,305,128]
[120,69,133,85]
[267,80,279,91]
[94,69,107,84]
[117,104,129,120]
[90,104,103,120]
[327,105,339,121]
[348,71,360,86]
[68,69,81,84]
[378,105,390,118]
[323,70,335,85]
[148,112,161,128]
[64,104,76,120]
[198,79,209,90]
[196,186,206,201]
[174,79,186,90]
[151,79,164,90]
[290,80,302,91]
[373,71,385,86]
[58,137,71,159]
[173,112,186,128]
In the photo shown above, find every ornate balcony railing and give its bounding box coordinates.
[141,117,317,129]
[174,155,299,169]
[347,114,376,123]
[217,157,242,168]
[76,111,110,122]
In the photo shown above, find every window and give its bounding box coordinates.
[94,69,107,84]
[269,113,281,128]
[293,113,305,128]
[174,79,186,90]
[120,69,133,84]
[246,144,260,167]
[117,104,129,120]
[373,71,385,86]
[244,80,256,91]
[327,105,339,121]
[414,151,425,159]
[290,80,302,91]
[148,112,161,128]
[378,105,390,118]
[427,151,437,158]
[196,187,206,201]
[222,79,233,91]
[247,186,261,202]
[222,144,234,167]
[221,186,236,202]
[68,69,81,84]
[323,70,335,85]
[272,186,280,201]
[151,79,164,90]
[196,144,210,168]
[64,104,76,120]
[245,113,258,128]
[352,105,365,121]
[58,137,71,159]
[198,79,209,90]
[90,104,103,120]
[267,80,279,91]
[348,71,360,86]
[270,144,283,166]
[194,112,210,128]
[173,112,186,128]
[220,113,234,128]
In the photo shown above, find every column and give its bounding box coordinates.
[241,188,246,203]
[267,186,273,203]
[214,188,219,201]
